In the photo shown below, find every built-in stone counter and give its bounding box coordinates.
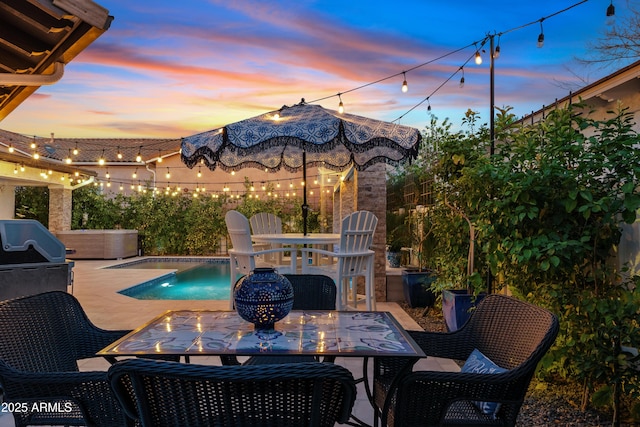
[55,229,138,259]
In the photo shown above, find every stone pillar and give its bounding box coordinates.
[331,165,388,303]
[354,164,387,303]
[48,187,72,232]
[0,182,16,219]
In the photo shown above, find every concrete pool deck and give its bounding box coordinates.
[0,256,459,426]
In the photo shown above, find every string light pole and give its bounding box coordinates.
[485,33,497,294]
[489,33,496,157]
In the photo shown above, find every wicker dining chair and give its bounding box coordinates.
[108,358,356,427]
[220,274,337,366]
[241,274,337,365]
[374,294,559,427]
[0,291,134,427]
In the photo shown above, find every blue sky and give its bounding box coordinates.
[0,0,631,139]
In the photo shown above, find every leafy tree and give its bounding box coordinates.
[71,186,122,229]
[392,104,640,424]
[14,186,48,226]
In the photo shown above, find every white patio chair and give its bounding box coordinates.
[250,212,283,263]
[225,210,293,309]
[301,210,378,310]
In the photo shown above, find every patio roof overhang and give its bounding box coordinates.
[0,0,113,121]
[0,150,97,189]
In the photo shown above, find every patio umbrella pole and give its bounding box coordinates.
[302,150,308,236]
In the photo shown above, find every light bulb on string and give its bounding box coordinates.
[493,35,501,59]
[474,50,482,65]
[165,168,171,179]
[401,72,408,93]
[606,1,615,17]
[157,150,163,163]
[98,149,105,166]
[116,147,123,159]
[197,166,202,178]
[459,67,465,88]
[427,98,432,112]
[73,143,78,156]
[537,19,545,48]
[132,168,137,179]
[338,94,344,114]
[136,146,142,163]
[30,136,36,149]
[65,150,72,164]
[8,144,14,153]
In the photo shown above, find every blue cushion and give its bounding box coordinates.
[460,349,507,417]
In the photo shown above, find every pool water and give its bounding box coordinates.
[115,259,231,300]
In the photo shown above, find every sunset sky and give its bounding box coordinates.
[0,0,629,139]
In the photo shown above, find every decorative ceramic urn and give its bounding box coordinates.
[233,268,294,329]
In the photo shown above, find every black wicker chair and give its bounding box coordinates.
[108,358,356,427]
[0,291,133,426]
[225,274,337,366]
[374,294,559,427]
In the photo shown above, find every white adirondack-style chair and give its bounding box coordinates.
[249,213,283,263]
[225,210,292,309]
[301,211,378,310]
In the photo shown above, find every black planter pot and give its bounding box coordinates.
[442,289,486,331]
[402,269,436,308]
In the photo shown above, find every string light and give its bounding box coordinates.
[73,143,78,156]
[474,48,482,65]
[132,168,137,179]
[537,19,545,48]
[98,149,106,166]
[65,150,72,164]
[606,1,615,17]
[401,72,408,93]
[165,168,171,179]
[30,137,36,149]
[106,169,110,179]
[8,144,14,153]
[197,166,202,178]
[338,94,344,114]
[2,2,589,199]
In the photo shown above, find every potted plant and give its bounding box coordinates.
[428,111,489,331]
[386,210,408,268]
[402,204,437,308]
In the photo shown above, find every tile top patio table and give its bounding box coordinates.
[98,309,425,358]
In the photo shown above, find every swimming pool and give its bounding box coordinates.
[113,258,231,300]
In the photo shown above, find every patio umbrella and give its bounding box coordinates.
[181,100,421,234]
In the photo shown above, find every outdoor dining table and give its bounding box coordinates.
[251,232,341,271]
[98,309,424,359]
[97,310,425,425]
[98,309,424,426]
